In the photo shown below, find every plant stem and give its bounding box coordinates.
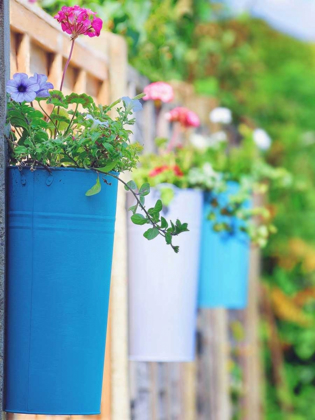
[38,102,59,135]
[62,147,80,167]
[167,122,181,151]
[60,39,75,92]
[101,171,167,237]
[64,103,79,136]
[24,159,52,173]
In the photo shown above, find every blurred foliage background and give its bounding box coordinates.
[42,0,315,418]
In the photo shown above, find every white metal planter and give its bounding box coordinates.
[127,187,203,362]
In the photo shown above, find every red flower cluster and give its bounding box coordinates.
[149,165,184,178]
[165,107,200,128]
[54,6,103,40]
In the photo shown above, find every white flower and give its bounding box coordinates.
[190,134,209,150]
[86,114,109,129]
[209,131,227,145]
[190,131,227,150]
[253,128,272,150]
[122,96,142,113]
[187,163,222,190]
[209,107,232,124]
[203,163,220,180]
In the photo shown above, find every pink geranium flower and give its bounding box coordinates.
[143,82,174,104]
[54,5,103,40]
[165,107,200,128]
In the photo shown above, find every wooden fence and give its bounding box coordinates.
[7,1,262,419]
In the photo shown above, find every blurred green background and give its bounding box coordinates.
[44,0,315,418]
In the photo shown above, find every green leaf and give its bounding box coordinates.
[97,161,118,173]
[50,113,71,123]
[128,204,138,214]
[165,232,172,245]
[85,175,101,196]
[161,217,168,229]
[172,246,179,254]
[124,180,137,191]
[47,90,68,108]
[14,146,28,154]
[160,187,175,207]
[65,93,94,108]
[103,142,115,153]
[143,227,159,240]
[155,137,168,148]
[131,213,147,225]
[181,223,189,232]
[139,182,150,196]
[154,199,163,212]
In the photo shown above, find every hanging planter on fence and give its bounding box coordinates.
[128,186,203,362]
[5,167,118,415]
[198,182,250,309]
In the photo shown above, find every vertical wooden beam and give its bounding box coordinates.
[182,362,197,420]
[197,309,231,420]
[16,33,30,73]
[0,0,9,415]
[48,53,62,91]
[107,34,130,420]
[74,70,87,93]
[243,245,262,420]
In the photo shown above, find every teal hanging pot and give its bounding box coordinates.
[5,167,118,415]
[198,182,250,309]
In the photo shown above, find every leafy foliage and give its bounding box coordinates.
[6,92,188,251]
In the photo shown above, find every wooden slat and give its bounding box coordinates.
[106,33,130,420]
[243,243,262,419]
[74,69,87,94]
[16,33,30,73]
[197,309,231,420]
[48,53,62,91]
[10,31,18,74]
[182,362,196,420]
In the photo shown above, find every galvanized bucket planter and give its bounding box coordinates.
[128,187,203,362]
[198,183,250,309]
[5,167,118,415]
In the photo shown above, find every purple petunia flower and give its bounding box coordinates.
[33,73,54,98]
[6,73,40,102]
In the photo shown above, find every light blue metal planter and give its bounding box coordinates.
[198,183,250,309]
[5,167,118,415]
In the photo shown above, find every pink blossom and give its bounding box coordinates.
[143,82,174,104]
[149,165,184,178]
[165,107,200,128]
[54,5,103,40]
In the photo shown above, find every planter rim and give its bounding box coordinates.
[8,165,119,175]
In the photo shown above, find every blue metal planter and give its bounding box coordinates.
[198,183,250,309]
[5,167,118,415]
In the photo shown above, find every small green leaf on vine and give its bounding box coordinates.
[85,175,101,196]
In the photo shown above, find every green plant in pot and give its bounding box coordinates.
[4,6,188,416]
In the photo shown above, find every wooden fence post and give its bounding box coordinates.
[0,0,9,415]
[242,244,262,420]
[107,33,130,420]
[197,309,231,420]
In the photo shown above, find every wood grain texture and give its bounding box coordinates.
[197,309,231,420]
[242,244,262,420]
[107,34,130,420]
